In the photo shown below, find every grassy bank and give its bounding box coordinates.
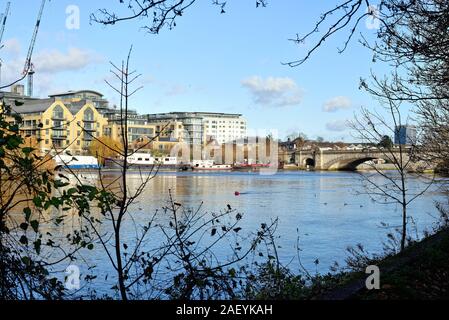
[247,226,449,300]
[320,227,449,299]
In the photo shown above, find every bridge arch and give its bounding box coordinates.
[323,156,385,171]
[304,158,316,168]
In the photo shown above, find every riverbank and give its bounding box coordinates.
[248,226,449,300]
[319,227,449,299]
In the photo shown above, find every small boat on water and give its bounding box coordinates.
[105,153,181,170]
[232,163,272,171]
[191,160,233,171]
[54,155,100,170]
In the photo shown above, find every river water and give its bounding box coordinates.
[48,170,447,297]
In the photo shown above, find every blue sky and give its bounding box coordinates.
[0,0,390,141]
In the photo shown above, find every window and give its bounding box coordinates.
[46,119,49,125]
[52,106,64,120]
[84,108,94,122]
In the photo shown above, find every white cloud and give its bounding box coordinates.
[0,44,103,95]
[241,76,303,107]
[323,96,352,112]
[34,47,103,73]
[326,119,349,132]
[1,38,21,57]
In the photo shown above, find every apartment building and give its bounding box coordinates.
[146,112,247,145]
[2,89,109,155]
[1,89,168,155]
[200,112,247,144]
[2,88,248,156]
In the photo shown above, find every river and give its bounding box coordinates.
[46,170,447,297]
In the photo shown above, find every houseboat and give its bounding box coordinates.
[232,163,273,171]
[106,153,180,170]
[54,155,100,170]
[191,160,233,171]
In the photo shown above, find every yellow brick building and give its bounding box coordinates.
[6,93,109,155]
[1,89,185,156]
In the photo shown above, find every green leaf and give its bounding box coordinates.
[19,235,28,245]
[22,147,35,155]
[23,207,32,221]
[30,220,39,233]
[34,239,42,255]
[21,256,31,265]
[33,197,42,208]
[54,180,69,188]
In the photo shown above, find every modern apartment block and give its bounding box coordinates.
[201,112,247,144]
[146,112,247,145]
[146,112,205,146]
[394,125,417,145]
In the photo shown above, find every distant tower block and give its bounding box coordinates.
[27,65,35,97]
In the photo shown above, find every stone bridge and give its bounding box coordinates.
[280,148,412,171]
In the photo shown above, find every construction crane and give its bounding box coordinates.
[0,2,11,87]
[0,2,10,47]
[23,0,47,97]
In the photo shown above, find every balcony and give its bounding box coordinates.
[83,134,93,142]
[51,135,67,140]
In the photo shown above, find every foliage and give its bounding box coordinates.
[378,135,393,149]
[0,98,96,300]
[88,136,123,165]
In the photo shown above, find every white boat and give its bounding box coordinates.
[54,155,100,170]
[109,153,179,169]
[191,160,232,171]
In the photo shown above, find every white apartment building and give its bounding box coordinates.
[201,112,247,144]
[146,112,247,145]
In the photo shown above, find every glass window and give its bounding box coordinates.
[52,106,64,119]
[84,108,94,121]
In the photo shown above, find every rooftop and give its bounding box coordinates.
[146,111,243,119]
[49,90,104,98]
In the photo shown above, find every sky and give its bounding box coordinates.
[0,0,391,141]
